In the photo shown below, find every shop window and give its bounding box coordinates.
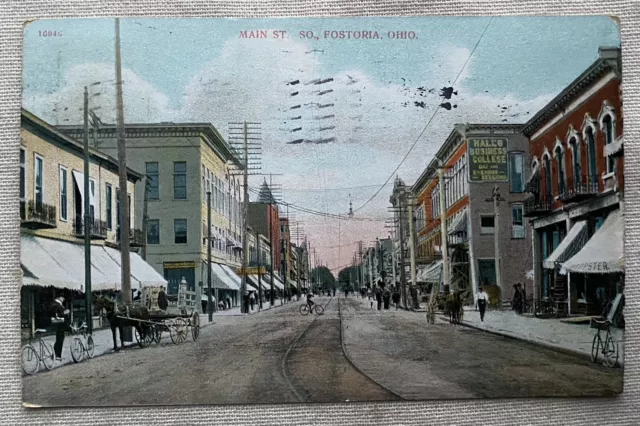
[106,184,113,230]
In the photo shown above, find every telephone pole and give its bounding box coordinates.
[83,87,93,334]
[437,163,450,293]
[141,175,150,261]
[115,18,131,312]
[407,197,417,309]
[207,191,213,321]
[257,230,263,310]
[397,192,408,308]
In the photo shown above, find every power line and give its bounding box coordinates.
[249,182,394,192]
[353,17,494,213]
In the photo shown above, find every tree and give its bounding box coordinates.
[311,266,336,291]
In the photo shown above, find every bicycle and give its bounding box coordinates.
[590,317,618,368]
[70,322,95,363]
[21,329,55,375]
[299,303,324,316]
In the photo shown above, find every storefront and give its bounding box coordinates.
[163,261,196,295]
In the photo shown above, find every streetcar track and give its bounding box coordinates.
[280,297,334,402]
[337,298,407,401]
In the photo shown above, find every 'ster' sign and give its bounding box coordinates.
[467,138,509,182]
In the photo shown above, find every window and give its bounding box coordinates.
[603,115,615,173]
[106,184,113,230]
[147,219,160,244]
[174,219,187,244]
[509,152,524,193]
[202,165,206,201]
[173,162,187,199]
[146,162,159,200]
[34,154,43,206]
[90,179,96,219]
[480,215,495,234]
[478,259,496,288]
[511,204,524,239]
[58,166,67,220]
[543,155,552,200]
[555,146,565,195]
[569,137,581,188]
[19,149,25,200]
[585,127,598,188]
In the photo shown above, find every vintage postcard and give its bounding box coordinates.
[20,16,623,407]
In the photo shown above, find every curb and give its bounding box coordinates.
[439,315,605,365]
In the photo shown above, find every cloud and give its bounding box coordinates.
[22,36,554,273]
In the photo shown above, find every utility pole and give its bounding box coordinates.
[398,191,408,308]
[141,175,150,261]
[207,191,213,322]
[486,185,506,303]
[408,199,417,309]
[437,163,450,294]
[391,230,397,286]
[240,121,249,313]
[257,230,263,310]
[83,86,93,334]
[115,18,132,317]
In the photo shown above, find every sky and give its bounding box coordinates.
[22,16,620,275]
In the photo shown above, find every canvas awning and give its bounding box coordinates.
[561,209,624,274]
[287,279,297,289]
[210,263,240,290]
[261,274,285,290]
[424,260,443,283]
[448,210,468,235]
[542,220,589,269]
[21,235,81,291]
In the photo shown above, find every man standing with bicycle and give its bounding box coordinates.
[50,296,70,362]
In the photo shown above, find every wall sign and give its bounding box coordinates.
[467,138,509,182]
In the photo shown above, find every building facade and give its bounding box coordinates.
[21,109,165,335]
[247,180,282,279]
[411,123,532,304]
[522,47,623,316]
[61,122,243,304]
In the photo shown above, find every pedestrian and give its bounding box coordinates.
[476,286,489,322]
[157,287,169,311]
[249,292,256,311]
[133,290,142,301]
[383,288,391,310]
[333,288,336,297]
[376,287,382,310]
[50,296,70,362]
[226,295,231,310]
[392,290,400,310]
[201,295,207,314]
[511,284,521,314]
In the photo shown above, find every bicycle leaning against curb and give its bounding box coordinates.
[21,329,55,375]
[70,322,95,363]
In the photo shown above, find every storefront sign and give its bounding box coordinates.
[467,138,509,182]
[236,266,268,275]
[163,261,196,269]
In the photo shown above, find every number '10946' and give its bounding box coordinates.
[39,30,62,37]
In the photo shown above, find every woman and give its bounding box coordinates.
[50,296,70,362]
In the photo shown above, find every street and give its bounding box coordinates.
[23,296,622,407]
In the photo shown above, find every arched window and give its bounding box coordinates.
[602,114,615,173]
[543,154,552,201]
[584,126,598,190]
[569,137,581,189]
[555,145,566,195]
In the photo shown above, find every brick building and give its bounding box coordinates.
[522,46,623,316]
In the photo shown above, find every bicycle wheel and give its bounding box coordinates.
[591,334,601,363]
[313,305,324,315]
[70,336,84,363]
[21,345,39,375]
[299,304,310,316]
[86,335,95,359]
[191,314,200,341]
[603,334,619,368]
[41,341,55,370]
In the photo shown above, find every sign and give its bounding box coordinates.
[163,261,196,270]
[236,266,268,275]
[467,138,509,182]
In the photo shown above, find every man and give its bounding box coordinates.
[50,296,70,362]
[476,287,489,321]
[306,291,315,311]
[157,287,169,311]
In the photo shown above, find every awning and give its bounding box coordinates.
[424,260,443,283]
[415,265,429,282]
[261,274,285,290]
[246,275,263,291]
[561,209,624,274]
[20,235,166,291]
[210,263,240,290]
[543,220,589,269]
[72,171,97,218]
[251,274,268,290]
[448,210,468,235]
[605,136,623,157]
[287,279,297,289]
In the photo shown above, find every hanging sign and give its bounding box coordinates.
[467,138,509,182]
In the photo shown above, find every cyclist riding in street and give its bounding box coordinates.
[306,292,315,311]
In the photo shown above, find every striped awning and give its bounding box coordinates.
[543,220,588,269]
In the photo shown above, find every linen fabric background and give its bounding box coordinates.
[0,1,638,424]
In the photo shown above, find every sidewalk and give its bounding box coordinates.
[450,307,625,367]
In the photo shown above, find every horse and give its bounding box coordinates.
[94,295,150,351]
[445,291,463,325]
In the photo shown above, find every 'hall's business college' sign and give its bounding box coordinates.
[467,138,509,182]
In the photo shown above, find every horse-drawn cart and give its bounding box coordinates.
[125,310,200,348]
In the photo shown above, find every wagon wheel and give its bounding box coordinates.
[143,325,155,347]
[170,318,187,345]
[191,313,200,341]
[153,325,163,344]
[134,326,145,348]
